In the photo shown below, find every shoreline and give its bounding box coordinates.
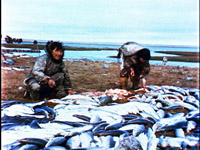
[2,43,199,64]
[2,52,199,68]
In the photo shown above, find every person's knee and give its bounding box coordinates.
[31,83,40,91]
[51,73,65,84]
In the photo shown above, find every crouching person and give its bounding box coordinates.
[118,42,151,90]
[23,41,73,100]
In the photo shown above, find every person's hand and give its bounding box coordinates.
[48,79,56,88]
[130,68,135,77]
[68,89,76,95]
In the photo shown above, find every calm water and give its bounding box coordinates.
[4,41,198,68]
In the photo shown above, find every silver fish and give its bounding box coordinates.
[153,113,187,132]
[100,135,115,149]
[136,133,148,150]
[18,143,40,150]
[79,131,94,148]
[186,120,197,133]
[175,128,185,138]
[119,124,145,137]
[45,137,66,147]
[64,125,94,135]
[18,138,48,147]
[185,110,200,121]
[156,109,165,119]
[43,146,67,150]
[105,119,123,130]
[146,127,159,150]
[65,135,81,149]
[158,136,198,148]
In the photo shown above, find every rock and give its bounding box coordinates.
[102,64,109,69]
[185,77,193,81]
[3,59,15,65]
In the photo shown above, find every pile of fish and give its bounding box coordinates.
[1,85,200,150]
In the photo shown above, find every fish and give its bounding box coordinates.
[45,137,67,147]
[92,122,109,132]
[99,135,115,149]
[61,94,94,101]
[2,103,34,117]
[162,85,188,96]
[158,136,199,148]
[175,128,185,138]
[65,135,81,149]
[79,131,94,148]
[136,133,148,150]
[98,96,113,106]
[139,111,158,123]
[121,114,140,120]
[2,85,200,150]
[125,118,155,126]
[184,95,199,108]
[33,108,49,118]
[18,138,48,147]
[1,100,22,110]
[119,124,145,137]
[89,114,102,123]
[93,129,129,136]
[43,145,67,150]
[89,108,124,123]
[1,122,23,131]
[16,143,40,150]
[64,125,94,136]
[105,119,123,130]
[152,113,188,132]
[146,127,159,150]
[185,110,200,122]
[29,120,41,129]
[72,114,91,122]
[156,109,165,119]
[186,120,197,133]
[34,105,57,120]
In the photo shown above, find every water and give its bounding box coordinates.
[2,40,199,68]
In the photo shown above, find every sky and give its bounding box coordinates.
[1,0,199,46]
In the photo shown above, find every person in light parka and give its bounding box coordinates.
[23,41,73,100]
[118,42,151,90]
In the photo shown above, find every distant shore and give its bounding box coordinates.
[2,43,199,63]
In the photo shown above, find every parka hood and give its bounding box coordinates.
[45,41,64,63]
[119,42,148,57]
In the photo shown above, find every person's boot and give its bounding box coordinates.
[23,90,30,98]
[29,90,40,100]
[119,77,128,90]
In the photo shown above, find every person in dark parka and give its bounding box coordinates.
[23,41,73,100]
[118,42,151,90]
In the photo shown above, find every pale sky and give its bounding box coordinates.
[1,0,199,45]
